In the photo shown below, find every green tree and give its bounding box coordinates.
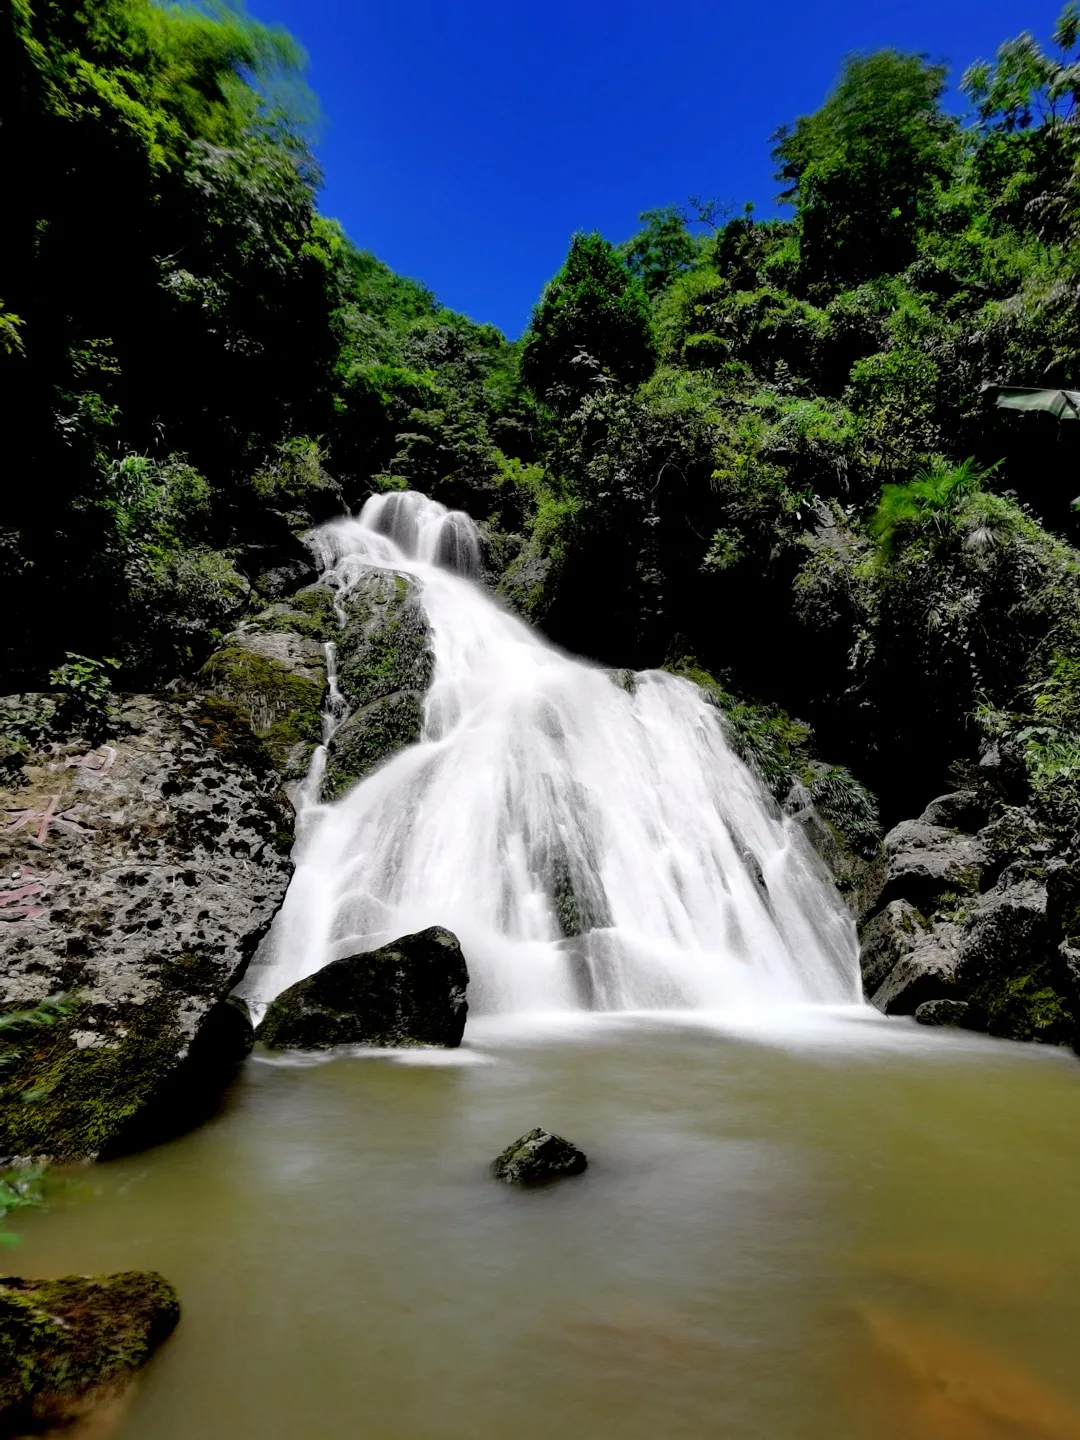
[962,3,1080,241]
[617,207,697,297]
[521,233,657,410]
[772,51,958,286]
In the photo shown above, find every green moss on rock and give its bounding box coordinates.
[323,571,433,796]
[0,1270,179,1433]
[969,964,1074,1044]
[0,992,252,1161]
[246,585,340,643]
[322,694,424,800]
[200,648,324,779]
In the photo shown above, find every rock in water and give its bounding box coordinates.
[0,1270,179,1433]
[914,999,971,1027]
[256,927,468,1049]
[492,1129,588,1185]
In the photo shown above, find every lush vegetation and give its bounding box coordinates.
[0,0,534,688]
[497,7,1080,830]
[6,0,1080,846]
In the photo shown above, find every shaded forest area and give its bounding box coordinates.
[5,0,1080,839]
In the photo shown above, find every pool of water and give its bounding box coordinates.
[14,1010,1080,1439]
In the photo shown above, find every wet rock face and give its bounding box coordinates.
[0,1270,179,1434]
[323,570,432,800]
[256,926,468,1050]
[491,1129,588,1185]
[0,694,291,1160]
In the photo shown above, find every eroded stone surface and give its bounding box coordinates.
[0,694,291,1159]
[879,820,985,909]
[870,921,961,1015]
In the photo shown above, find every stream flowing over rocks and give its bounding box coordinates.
[244,491,862,1020]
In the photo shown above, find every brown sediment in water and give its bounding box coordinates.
[844,1302,1080,1439]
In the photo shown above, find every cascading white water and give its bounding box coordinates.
[247,490,861,1018]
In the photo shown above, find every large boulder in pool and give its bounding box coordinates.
[492,1128,588,1185]
[0,1270,179,1433]
[256,926,468,1049]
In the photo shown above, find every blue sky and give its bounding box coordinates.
[251,0,1063,338]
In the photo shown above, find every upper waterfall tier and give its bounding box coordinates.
[252,490,861,1016]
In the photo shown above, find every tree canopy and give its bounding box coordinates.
[521,233,657,409]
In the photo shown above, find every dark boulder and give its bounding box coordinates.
[0,1270,179,1434]
[953,876,1072,1042]
[256,926,468,1050]
[492,1128,588,1185]
[914,999,971,1027]
[956,877,1050,990]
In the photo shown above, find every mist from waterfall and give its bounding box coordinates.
[246,491,861,1019]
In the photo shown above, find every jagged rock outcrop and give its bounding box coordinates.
[256,926,468,1049]
[491,1128,588,1185]
[323,570,432,799]
[0,1270,179,1435]
[869,920,961,1014]
[857,899,925,994]
[859,781,1080,1046]
[879,819,985,910]
[0,694,291,1160]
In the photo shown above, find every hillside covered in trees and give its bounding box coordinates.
[6,1,1080,1039]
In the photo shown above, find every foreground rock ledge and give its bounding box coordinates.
[492,1129,588,1185]
[255,926,468,1049]
[0,1270,179,1436]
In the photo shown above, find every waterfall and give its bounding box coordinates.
[246,491,861,1018]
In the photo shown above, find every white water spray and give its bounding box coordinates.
[247,491,861,1018]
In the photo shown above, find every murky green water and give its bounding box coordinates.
[15,1012,1080,1439]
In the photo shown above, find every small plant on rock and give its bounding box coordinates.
[48,654,119,741]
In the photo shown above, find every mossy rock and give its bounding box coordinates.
[244,585,340,643]
[491,1128,588,1185]
[496,550,555,621]
[322,571,433,797]
[335,574,431,707]
[323,694,425,800]
[200,642,325,780]
[0,993,253,1161]
[0,1270,178,1433]
[256,926,469,1050]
